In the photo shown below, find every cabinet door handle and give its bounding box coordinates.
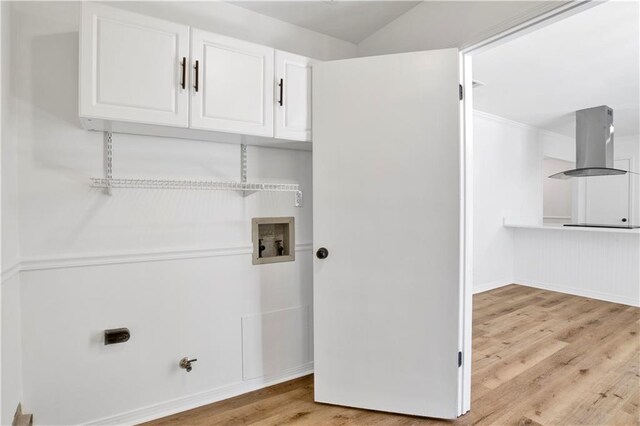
[194,60,200,92]
[180,57,186,90]
[278,78,284,106]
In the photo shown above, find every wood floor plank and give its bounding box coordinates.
[181,386,312,425]
[622,386,640,421]
[471,298,612,376]
[552,320,640,425]
[487,319,640,426]
[143,285,640,426]
[469,306,640,425]
[146,376,313,425]
[479,338,569,389]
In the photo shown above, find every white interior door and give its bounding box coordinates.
[190,29,274,137]
[79,3,189,127]
[275,50,312,141]
[585,159,631,225]
[313,49,466,419]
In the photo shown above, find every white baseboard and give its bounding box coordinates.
[515,279,640,307]
[85,362,314,426]
[473,278,513,294]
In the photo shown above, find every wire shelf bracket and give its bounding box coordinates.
[240,143,256,197]
[91,132,303,207]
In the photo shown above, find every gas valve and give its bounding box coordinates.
[179,357,197,372]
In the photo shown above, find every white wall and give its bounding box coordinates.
[7,1,354,424]
[356,1,558,57]
[20,252,313,425]
[472,111,542,292]
[1,274,22,425]
[540,129,582,224]
[109,1,357,61]
[1,1,24,423]
[543,158,573,222]
[541,130,574,162]
[1,1,18,269]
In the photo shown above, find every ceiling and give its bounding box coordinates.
[228,1,421,43]
[474,1,640,138]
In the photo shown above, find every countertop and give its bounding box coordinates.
[503,219,640,235]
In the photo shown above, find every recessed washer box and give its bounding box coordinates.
[252,217,295,265]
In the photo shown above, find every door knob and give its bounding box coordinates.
[622,218,628,223]
[316,247,329,259]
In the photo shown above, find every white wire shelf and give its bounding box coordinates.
[90,178,300,192]
[90,132,303,207]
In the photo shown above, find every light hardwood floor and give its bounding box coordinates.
[144,285,640,425]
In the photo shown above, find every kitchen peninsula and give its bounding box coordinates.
[505,218,640,306]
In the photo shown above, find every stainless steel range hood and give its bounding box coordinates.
[549,106,627,179]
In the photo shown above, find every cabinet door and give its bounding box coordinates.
[275,51,312,142]
[79,3,189,127]
[190,29,274,137]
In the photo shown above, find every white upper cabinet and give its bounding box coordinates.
[275,51,312,142]
[79,3,190,127]
[78,4,315,148]
[190,29,274,137]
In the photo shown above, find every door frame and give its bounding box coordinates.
[457,0,601,414]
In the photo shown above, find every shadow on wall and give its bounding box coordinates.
[31,31,80,128]
[26,27,101,179]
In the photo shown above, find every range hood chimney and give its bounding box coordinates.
[549,105,627,179]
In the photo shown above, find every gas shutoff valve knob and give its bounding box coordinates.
[179,357,197,372]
